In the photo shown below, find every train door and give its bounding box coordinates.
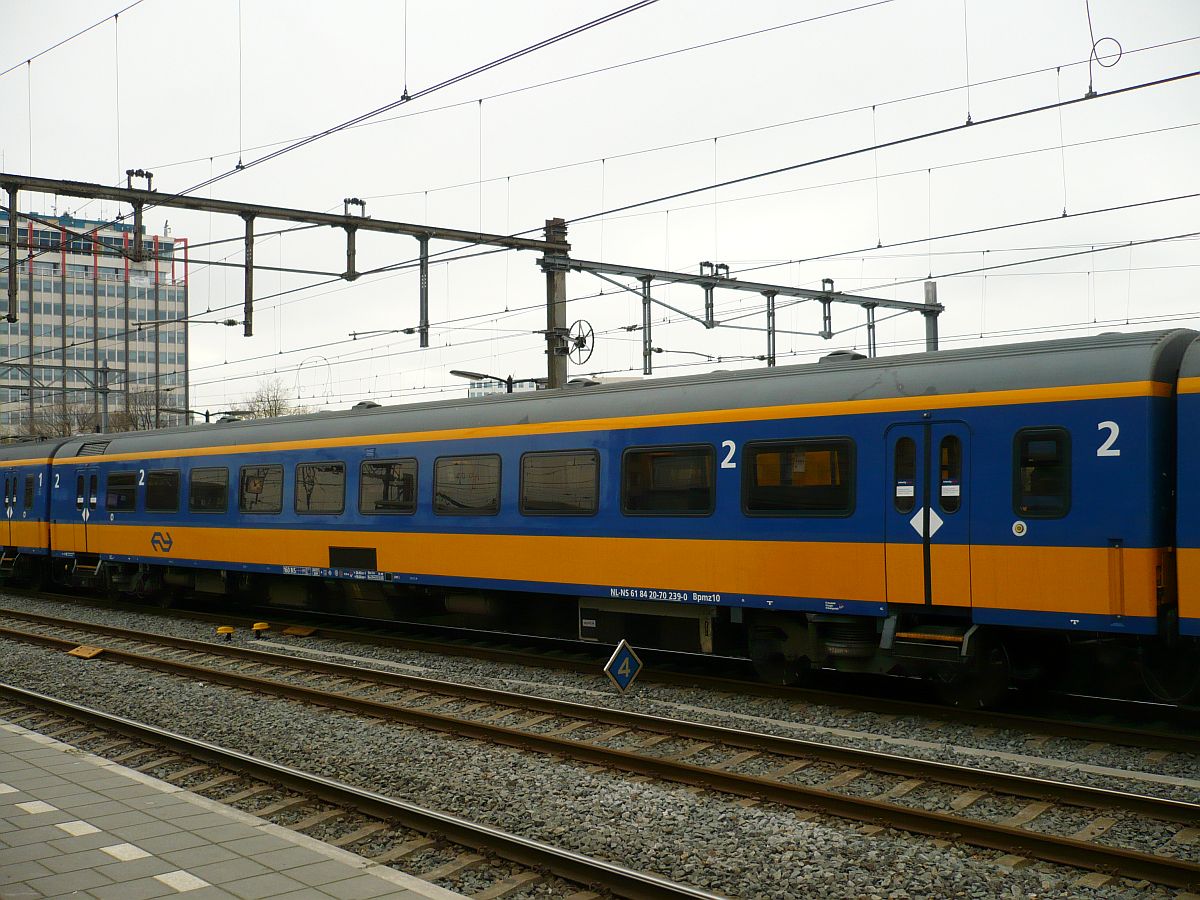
[884,421,972,607]
[2,470,15,546]
[64,467,99,554]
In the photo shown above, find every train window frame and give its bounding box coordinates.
[433,454,502,516]
[1012,427,1071,519]
[893,436,917,515]
[741,438,856,518]
[188,467,229,513]
[238,464,284,515]
[519,450,600,516]
[937,435,963,515]
[105,470,138,512]
[359,458,418,516]
[144,470,180,513]
[294,461,346,515]
[620,444,715,517]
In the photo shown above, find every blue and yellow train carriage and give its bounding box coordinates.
[32,328,1197,704]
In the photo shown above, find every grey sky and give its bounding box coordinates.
[2,0,1197,410]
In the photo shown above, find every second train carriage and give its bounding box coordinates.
[1,328,1198,704]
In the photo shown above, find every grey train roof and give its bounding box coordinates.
[8,328,1197,462]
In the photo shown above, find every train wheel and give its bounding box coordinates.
[1140,642,1200,703]
[935,636,1010,708]
[748,620,815,686]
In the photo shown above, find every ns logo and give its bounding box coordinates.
[150,531,174,553]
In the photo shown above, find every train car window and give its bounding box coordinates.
[189,468,228,512]
[520,451,599,515]
[88,474,97,510]
[359,459,417,515]
[106,471,137,511]
[621,445,714,516]
[2,477,9,505]
[938,436,962,514]
[75,475,85,510]
[24,475,34,509]
[743,439,854,516]
[1013,428,1070,518]
[295,462,346,514]
[145,471,180,513]
[238,465,283,514]
[893,437,916,514]
[433,455,501,515]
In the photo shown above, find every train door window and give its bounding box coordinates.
[520,450,599,515]
[88,474,97,509]
[1013,428,1070,518]
[106,471,137,511]
[189,468,228,512]
[433,455,501,515]
[359,459,417,514]
[23,475,34,509]
[145,471,180,513]
[75,475,85,510]
[621,445,714,516]
[938,436,962,514]
[295,462,346,514]
[2,477,9,505]
[238,465,283,514]
[743,439,854,516]
[893,437,916,514]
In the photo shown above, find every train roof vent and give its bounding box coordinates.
[818,349,868,363]
[77,440,110,456]
[351,400,381,410]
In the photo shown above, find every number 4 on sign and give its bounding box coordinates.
[604,639,644,693]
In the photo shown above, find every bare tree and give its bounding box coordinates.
[108,389,166,432]
[31,401,99,437]
[243,377,311,419]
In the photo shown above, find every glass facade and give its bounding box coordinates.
[0,211,188,433]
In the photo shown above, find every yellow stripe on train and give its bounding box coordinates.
[51,522,1163,619]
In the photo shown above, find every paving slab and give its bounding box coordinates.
[0,717,466,899]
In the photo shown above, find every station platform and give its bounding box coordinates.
[0,717,464,899]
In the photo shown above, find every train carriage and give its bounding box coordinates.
[4,328,1198,705]
[0,438,62,583]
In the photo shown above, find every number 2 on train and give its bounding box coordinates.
[1097,421,1120,457]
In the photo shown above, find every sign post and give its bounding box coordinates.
[603,639,644,693]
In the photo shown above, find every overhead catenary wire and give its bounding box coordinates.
[0,0,147,80]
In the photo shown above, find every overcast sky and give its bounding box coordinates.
[2,0,1198,412]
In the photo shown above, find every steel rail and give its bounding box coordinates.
[15,592,1199,754]
[0,681,723,900]
[0,610,1194,825]
[2,622,1199,889]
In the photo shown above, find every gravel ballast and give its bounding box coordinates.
[0,610,1193,897]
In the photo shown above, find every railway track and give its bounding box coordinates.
[1,607,1198,890]
[0,682,723,900]
[8,589,1198,755]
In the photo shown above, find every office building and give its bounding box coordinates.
[0,210,188,436]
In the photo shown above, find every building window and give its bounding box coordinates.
[145,470,180,512]
[621,446,714,515]
[359,459,417,514]
[1013,428,1070,519]
[520,451,599,515]
[743,439,854,515]
[295,462,345,514]
[106,471,137,512]
[239,465,283,514]
[433,455,501,515]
